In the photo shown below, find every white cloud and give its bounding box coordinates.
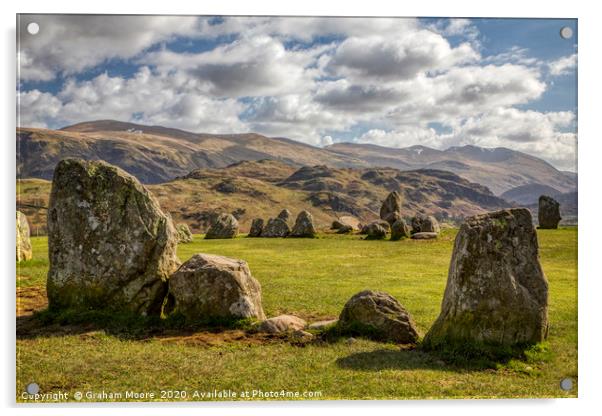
[548,54,577,76]
[327,31,478,82]
[16,16,577,172]
[18,15,202,81]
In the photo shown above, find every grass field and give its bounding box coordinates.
[16,228,578,401]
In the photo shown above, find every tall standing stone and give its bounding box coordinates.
[423,208,549,349]
[538,195,561,229]
[248,218,264,237]
[46,159,180,314]
[277,209,292,224]
[380,191,403,225]
[290,210,316,238]
[16,211,33,261]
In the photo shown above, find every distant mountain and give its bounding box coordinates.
[17,121,366,184]
[501,183,563,205]
[17,120,576,196]
[326,143,576,195]
[17,160,512,234]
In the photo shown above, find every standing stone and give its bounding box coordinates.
[538,195,561,229]
[176,223,193,244]
[46,159,180,314]
[380,191,403,225]
[205,213,239,239]
[423,208,549,349]
[168,253,265,321]
[261,218,290,237]
[411,214,440,234]
[16,211,33,261]
[290,210,316,238]
[364,221,388,240]
[248,218,264,237]
[277,209,292,223]
[338,290,419,344]
[390,218,411,241]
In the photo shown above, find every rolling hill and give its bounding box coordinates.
[17,120,576,196]
[326,143,577,195]
[17,160,512,235]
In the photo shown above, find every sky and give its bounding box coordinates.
[17,15,577,171]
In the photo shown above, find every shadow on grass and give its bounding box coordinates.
[335,342,552,372]
[16,307,259,342]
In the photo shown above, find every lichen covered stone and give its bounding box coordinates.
[46,159,180,314]
[168,253,265,321]
[423,208,549,349]
[338,290,419,344]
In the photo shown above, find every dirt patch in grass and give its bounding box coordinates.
[156,329,285,347]
[16,285,47,317]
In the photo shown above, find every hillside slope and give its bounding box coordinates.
[17,160,512,235]
[18,120,576,195]
[326,143,576,195]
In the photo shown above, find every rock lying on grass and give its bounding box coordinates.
[364,221,388,240]
[248,218,264,237]
[411,232,438,240]
[168,253,265,321]
[261,217,290,237]
[423,208,549,350]
[176,223,193,243]
[411,214,440,234]
[290,210,316,238]
[205,213,239,239]
[16,211,32,262]
[257,314,307,334]
[538,195,561,229]
[308,319,339,330]
[390,218,411,241]
[338,290,420,344]
[336,224,353,234]
[46,159,180,314]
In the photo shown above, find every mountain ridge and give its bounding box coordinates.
[17,120,576,195]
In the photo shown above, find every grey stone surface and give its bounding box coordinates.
[423,208,549,348]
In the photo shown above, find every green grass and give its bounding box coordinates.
[16,228,577,401]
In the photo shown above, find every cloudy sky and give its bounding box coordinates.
[17,15,577,171]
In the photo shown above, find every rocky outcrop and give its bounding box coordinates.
[290,210,316,238]
[16,211,32,262]
[168,253,265,321]
[261,218,290,238]
[46,159,180,314]
[176,223,193,243]
[248,218,264,237]
[538,195,561,229]
[205,213,239,239]
[338,290,419,344]
[423,208,549,349]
